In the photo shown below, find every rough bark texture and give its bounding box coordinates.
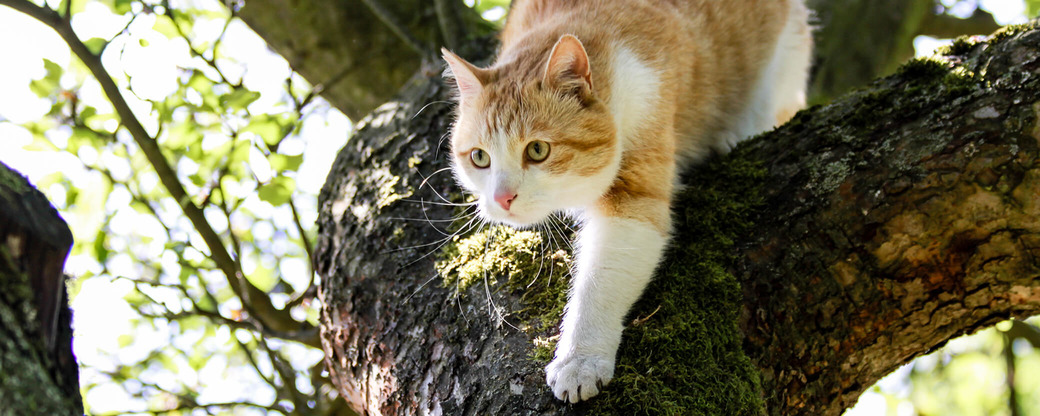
[237,0,493,121]
[0,162,82,415]
[740,25,1040,414]
[314,22,1040,415]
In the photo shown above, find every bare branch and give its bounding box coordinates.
[918,7,1002,39]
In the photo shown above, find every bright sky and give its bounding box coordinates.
[0,0,1031,414]
[0,0,347,413]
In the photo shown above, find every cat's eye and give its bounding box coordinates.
[470,148,491,168]
[525,140,550,162]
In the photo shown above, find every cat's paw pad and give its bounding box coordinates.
[545,353,614,403]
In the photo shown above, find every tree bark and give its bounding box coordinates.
[0,162,82,415]
[237,0,493,121]
[313,22,1040,415]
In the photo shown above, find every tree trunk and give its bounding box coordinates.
[0,163,82,415]
[313,21,1040,415]
[237,0,494,121]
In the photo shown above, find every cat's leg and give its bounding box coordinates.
[769,0,812,125]
[546,193,671,403]
[721,0,812,150]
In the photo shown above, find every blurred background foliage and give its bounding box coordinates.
[0,0,1036,414]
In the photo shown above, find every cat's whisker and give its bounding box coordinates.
[411,100,452,120]
[385,215,473,223]
[413,166,463,206]
[399,198,477,207]
[417,166,454,190]
[419,200,461,237]
[543,223,561,286]
[480,224,520,331]
[546,215,574,252]
[436,131,452,157]
[404,272,442,303]
[386,211,481,259]
[528,223,549,288]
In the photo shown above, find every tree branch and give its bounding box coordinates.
[313,20,1040,415]
[0,0,308,336]
[918,7,1002,39]
[433,0,462,50]
[357,0,428,56]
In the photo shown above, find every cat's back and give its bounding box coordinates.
[495,0,808,157]
[501,0,790,50]
[498,0,793,98]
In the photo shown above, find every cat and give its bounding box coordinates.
[442,0,811,403]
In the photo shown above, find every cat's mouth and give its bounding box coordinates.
[481,201,547,228]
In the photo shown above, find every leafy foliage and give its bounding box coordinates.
[7,0,348,413]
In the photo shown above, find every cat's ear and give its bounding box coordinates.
[442,48,490,104]
[542,34,593,95]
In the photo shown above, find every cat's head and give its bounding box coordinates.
[442,35,619,227]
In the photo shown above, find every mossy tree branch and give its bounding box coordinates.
[313,22,1040,415]
[0,162,82,414]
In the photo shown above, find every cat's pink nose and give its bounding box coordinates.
[494,191,517,211]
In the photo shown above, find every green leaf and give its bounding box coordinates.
[220,88,261,111]
[79,105,97,121]
[164,121,204,150]
[1028,0,1040,18]
[257,176,295,206]
[117,334,134,348]
[64,185,79,207]
[42,59,63,81]
[269,153,303,173]
[245,262,277,291]
[113,0,133,14]
[83,38,108,55]
[152,16,179,39]
[29,59,63,98]
[243,115,285,148]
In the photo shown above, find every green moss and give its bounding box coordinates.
[584,153,768,415]
[0,163,32,208]
[938,36,980,56]
[436,224,571,338]
[895,56,950,79]
[435,151,768,413]
[989,22,1038,43]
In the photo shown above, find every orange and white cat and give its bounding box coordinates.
[442,0,811,403]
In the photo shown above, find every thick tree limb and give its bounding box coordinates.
[236,0,494,121]
[739,24,1040,415]
[314,22,1040,415]
[0,162,82,415]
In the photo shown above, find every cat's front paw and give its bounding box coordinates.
[545,352,614,403]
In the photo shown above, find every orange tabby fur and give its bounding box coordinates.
[443,0,811,403]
